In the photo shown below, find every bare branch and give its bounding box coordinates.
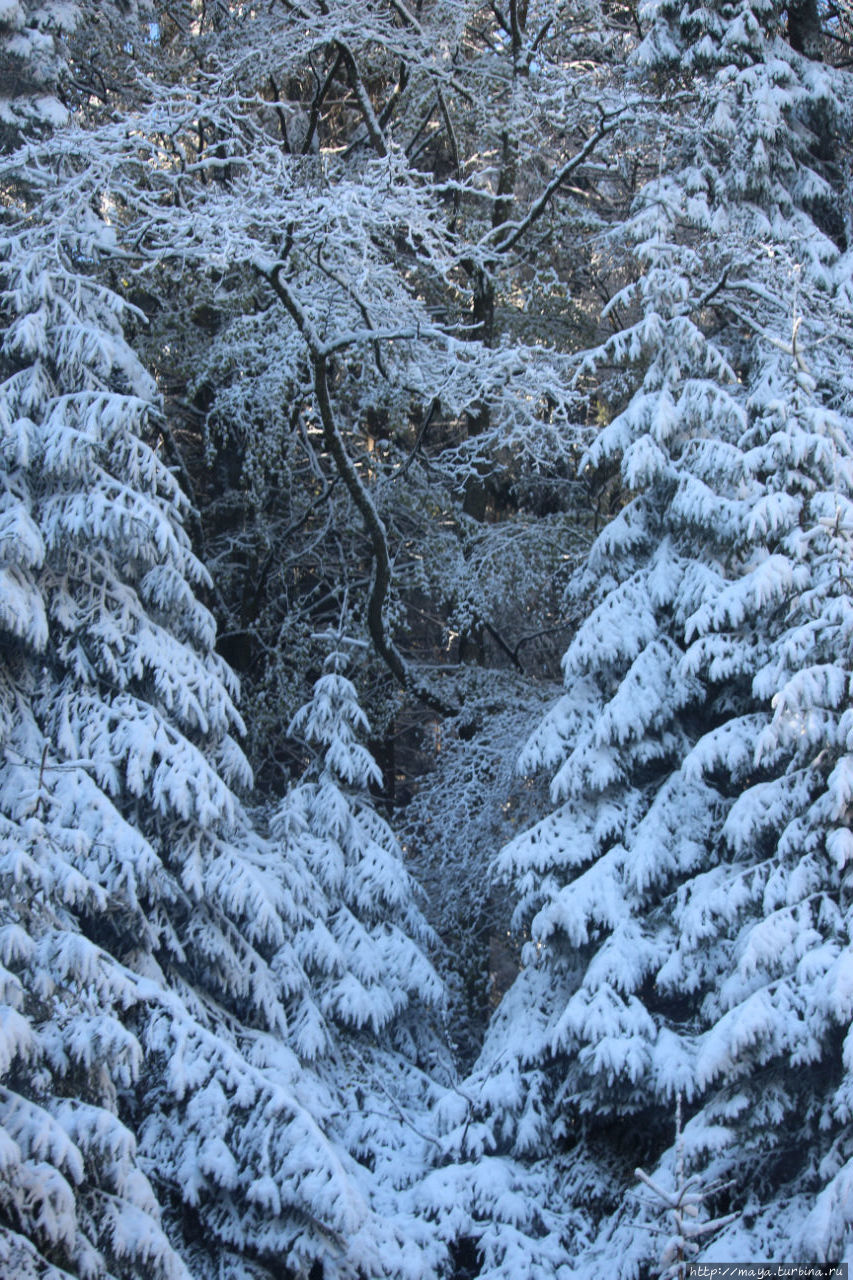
[264,266,458,714]
[488,108,625,255]
[336,41,389,157]
[302,49,344,154]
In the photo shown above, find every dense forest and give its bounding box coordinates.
[2,0,853,1276]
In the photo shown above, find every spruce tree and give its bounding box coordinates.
[460,0,853,1271]
[272,654,449,1277]
[0,58,446,1280]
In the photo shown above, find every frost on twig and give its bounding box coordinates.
[635,1096,739,1280]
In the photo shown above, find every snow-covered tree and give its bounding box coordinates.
[0,159,350,1278]
[0,0,77,139]
[275,657,442,1053]
[102,0,625,784]
[0,108,446,1280]
[271,653,451,1276]
[10,0,853,1275]
[457,0,853,1273]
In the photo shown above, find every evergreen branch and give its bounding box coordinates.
[346,1045,443,1149]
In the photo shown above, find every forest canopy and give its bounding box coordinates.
[1,0,853,1276]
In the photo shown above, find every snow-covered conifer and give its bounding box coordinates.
[460,0,853,1272]
[275,657,442,1048]
[0,7,478,1274]
[0,142,386,1277]
[0,0,80,139]
[271,652,451,1277]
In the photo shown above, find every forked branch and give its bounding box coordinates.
[264,265,459,715]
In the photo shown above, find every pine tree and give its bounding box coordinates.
[0,0,78,141]
[271,652,450,1278]
[460,0,853,1272]
[0,122,423,1280]
[0,6,453,1273]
